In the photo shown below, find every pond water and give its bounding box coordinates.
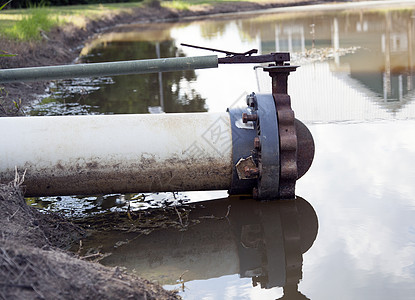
[27,2,415,299]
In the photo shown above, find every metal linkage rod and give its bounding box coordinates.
[0,55,219,83]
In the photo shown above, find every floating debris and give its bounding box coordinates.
[291,46,361,64]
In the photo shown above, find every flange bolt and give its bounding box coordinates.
[242,113,258,123]
[244,166,260,178]
[246,94,257,108]
[254,136,261,150]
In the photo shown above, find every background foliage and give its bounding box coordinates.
[6,0,144,8]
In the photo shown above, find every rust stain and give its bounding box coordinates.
[235,156,258,180]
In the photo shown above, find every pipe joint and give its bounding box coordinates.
[228,93,280,199]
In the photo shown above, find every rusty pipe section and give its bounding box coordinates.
[0,113,232,196]
[0,55,218,84]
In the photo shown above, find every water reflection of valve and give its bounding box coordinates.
[96,196,318,297]
[230,196,318,298]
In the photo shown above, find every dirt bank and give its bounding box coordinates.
[0,0,360,115]
[0,182,179,299]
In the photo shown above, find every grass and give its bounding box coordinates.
[162,0,192,10]
[0,2,147,40]
[1,3,60,40]
[13,5,58,40]
[0,0,275,41]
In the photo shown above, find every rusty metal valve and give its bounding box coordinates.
[228,92,314,199]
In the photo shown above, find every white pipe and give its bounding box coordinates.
[0,113,232,196]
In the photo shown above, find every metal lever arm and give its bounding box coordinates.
[181,43,290,64]
[218,53,290,64]
[181,43,258,56]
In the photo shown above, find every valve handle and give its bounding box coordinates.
[180,43,290,64]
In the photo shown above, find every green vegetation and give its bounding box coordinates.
[0,50,15,56]
[0,0,60,40]
[0,2,147,40]
[0,0,271,41]
[7,0,145,9]
[0,0,10,10]
[0,87,22,116]
[0,1,16,55]
[9,4,58,40]
[162,0,191,11]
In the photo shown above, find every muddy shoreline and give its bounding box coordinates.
[0,182,180,299]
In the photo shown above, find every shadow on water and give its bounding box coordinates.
[75,196,318,299]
